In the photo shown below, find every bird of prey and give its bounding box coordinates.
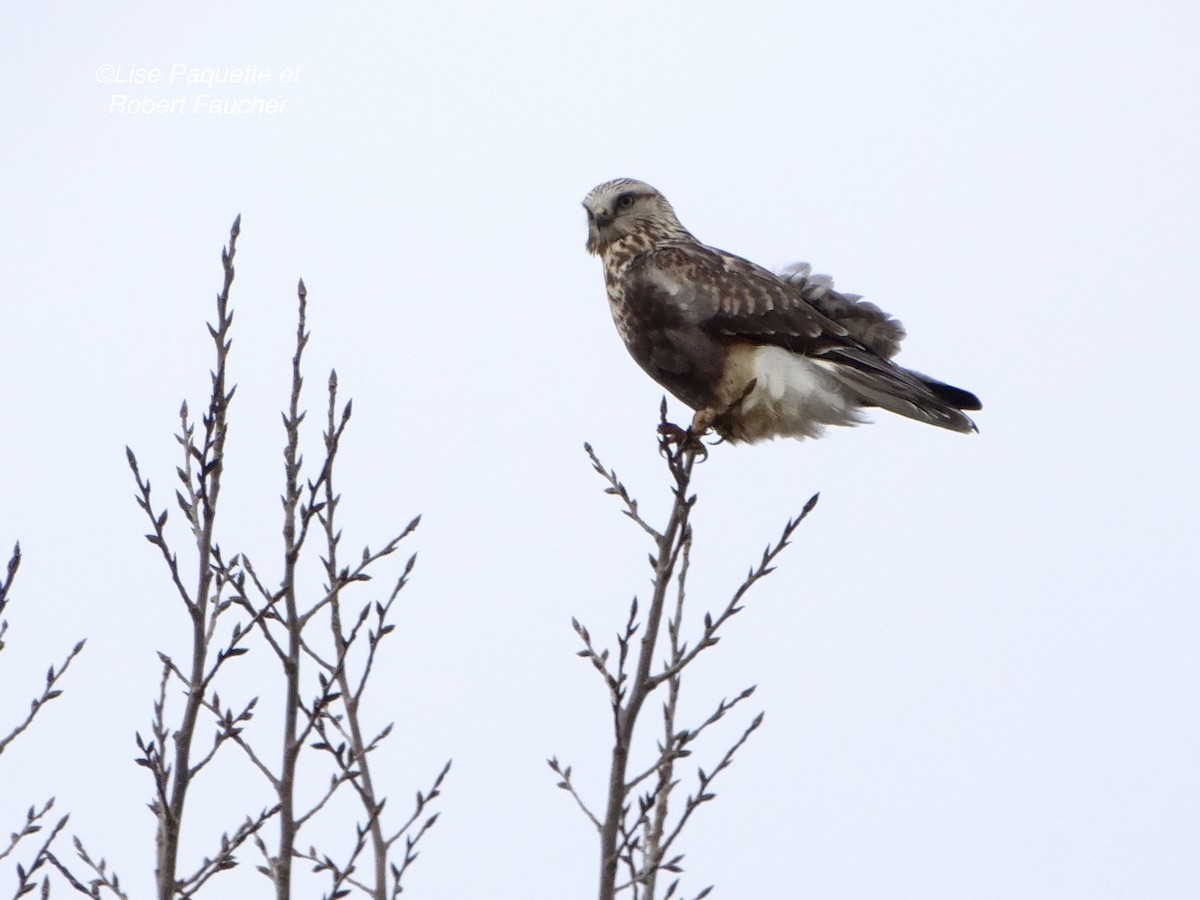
[583,178,981,443]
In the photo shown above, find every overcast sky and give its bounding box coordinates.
[2,1,1198,898]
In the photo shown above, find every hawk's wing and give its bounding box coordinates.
[777,262,906,359]
[635,240,854,353]
[632,239,978,432]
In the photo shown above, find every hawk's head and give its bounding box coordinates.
[583,178,687,256]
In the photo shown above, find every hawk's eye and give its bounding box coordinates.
[616,193,636,209]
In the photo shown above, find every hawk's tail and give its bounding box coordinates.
[919,375,982,413]
[821,348,981,434]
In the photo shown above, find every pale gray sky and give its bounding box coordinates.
[2,1,1198,897]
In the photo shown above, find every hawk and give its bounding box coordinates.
[583,178,981,443]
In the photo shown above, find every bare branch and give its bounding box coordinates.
[126,448,196,614]
[564,411,818,899]
[174,805,280,899]
[71,835,132,899]
[548,757,603,832]
[0,799,57,867]
[0,541,22,621]
[659,712,765,859]
[123,219,447,900]
[0,637,85,758]
[649,495,819,689]
[585,443,662,541]
[126,215,242,900]
[0,547,96,896]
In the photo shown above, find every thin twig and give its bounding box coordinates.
[0,638,85,758]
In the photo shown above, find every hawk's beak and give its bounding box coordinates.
[584,204,611,255]
[587,206,612,229]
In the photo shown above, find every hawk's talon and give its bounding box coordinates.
[656,421,710,460]
[656,421,691,447]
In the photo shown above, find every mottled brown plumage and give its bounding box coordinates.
[583,178,980,443]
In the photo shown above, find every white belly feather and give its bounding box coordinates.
[718,344,867,442]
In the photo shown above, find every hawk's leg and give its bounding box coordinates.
[691,407,718,434]
[691,378,759,441]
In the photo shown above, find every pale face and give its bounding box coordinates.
[582,179,679,254]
